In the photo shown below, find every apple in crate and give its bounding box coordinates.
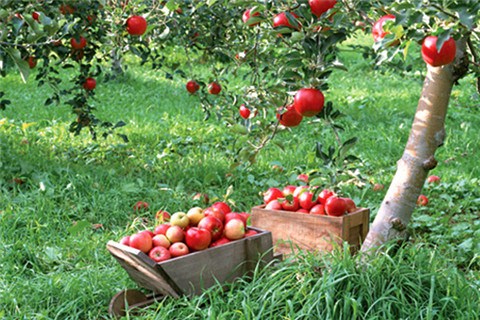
[129,232,153,253]
[185,227,212,250]
[169,242,189,257]
[210,236,230,247]
[342,197,356,213]
[166,225,185,243]
[149,246,171,262]
[225,212,247,228]
[263,187,283,204]
[187,207,205,226]
[325,197,348,216]
[224,219,245,240]
[204,206,225,223]
[265,199,282,210]
[119,236,130,246]
[212,201,232,214]
[152,234,170,249]
[154,223,170,235]
[244,229,258,237]
[309,204,325,215]
[170,212,189,229]
[197,216,224,241]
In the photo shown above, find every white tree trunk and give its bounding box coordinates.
[361,39,467,252]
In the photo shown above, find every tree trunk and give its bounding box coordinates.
[361,38,468,252]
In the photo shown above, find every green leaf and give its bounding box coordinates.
[230,124,248,135]
[5,48,30,83]
[458,10,474,30]
[121,183,138,193]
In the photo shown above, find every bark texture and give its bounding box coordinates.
[361,39,468,252]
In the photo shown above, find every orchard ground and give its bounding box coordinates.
[1,33,480,319]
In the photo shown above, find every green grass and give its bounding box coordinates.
[1,32,480,319]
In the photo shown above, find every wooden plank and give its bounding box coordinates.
[107,241,182,298]
[108,227,274,297]
[251,205,370,255]
[159,227,272,297]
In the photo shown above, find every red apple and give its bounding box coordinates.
[294,88,325,117]
[224,219,245,240]
[185,227,212,251]
[421,36,456,67]
[244,229,258,237]
[212,201,232,215]
[154,223,170,235]
[26,56,37,69]
[133,200,149,211]
[129,232,153,253]
[417,195,428,206]
[282,185,298,198]
[209,236,230,247]
[293,185,310,198]
[263,187,284,204]
[82,77,96,90]
[140,230,154,238]
[273,12,301,33]
[197,216,224,241]
[280,196,300,211]
[170,212,189,229]
[242,8,260,27]
[428,175,441,184]
[186,80,200,94]
[169,242,189,257]
[296,209,310,213]
[277,105,303,127]
[192,193,209,204]
[225,212,247,228]
[70,36,86,50]
[299,190,318,210]
[265,199,283,210]
[297,174,309,183]
[119,236,130,246]
[239,104,251,119]
[373,184,385,191]
[309,0,337,18]
[165,225,185,243]
[239,212,250,222]
[342,197,356,213]
[204,206,225,223]
[155,211,170,223]
[207,82,221,95]
[32,11,41,22]
[309,204,325,215]
[187,207,205,226]
[127,15,147,36]
[325,196,348,216]
[318,189,335,205]
[152,234,170,248]
[148,246,171,262]
[60,5,76,15]
[372,15,395,42]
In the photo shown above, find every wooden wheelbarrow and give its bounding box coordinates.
[107,227,277,318]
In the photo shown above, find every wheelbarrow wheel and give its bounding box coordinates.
[109,289,159,318]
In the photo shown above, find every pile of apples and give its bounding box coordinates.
[262,184,357,216]
[118,202,256,263]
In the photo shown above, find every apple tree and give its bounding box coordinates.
[161,0,480,252]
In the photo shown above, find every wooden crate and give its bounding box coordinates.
[251,205,369,255]
[107,227,274,298]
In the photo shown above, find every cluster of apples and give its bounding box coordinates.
[262,184,357,217]
[118,202,256,263]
